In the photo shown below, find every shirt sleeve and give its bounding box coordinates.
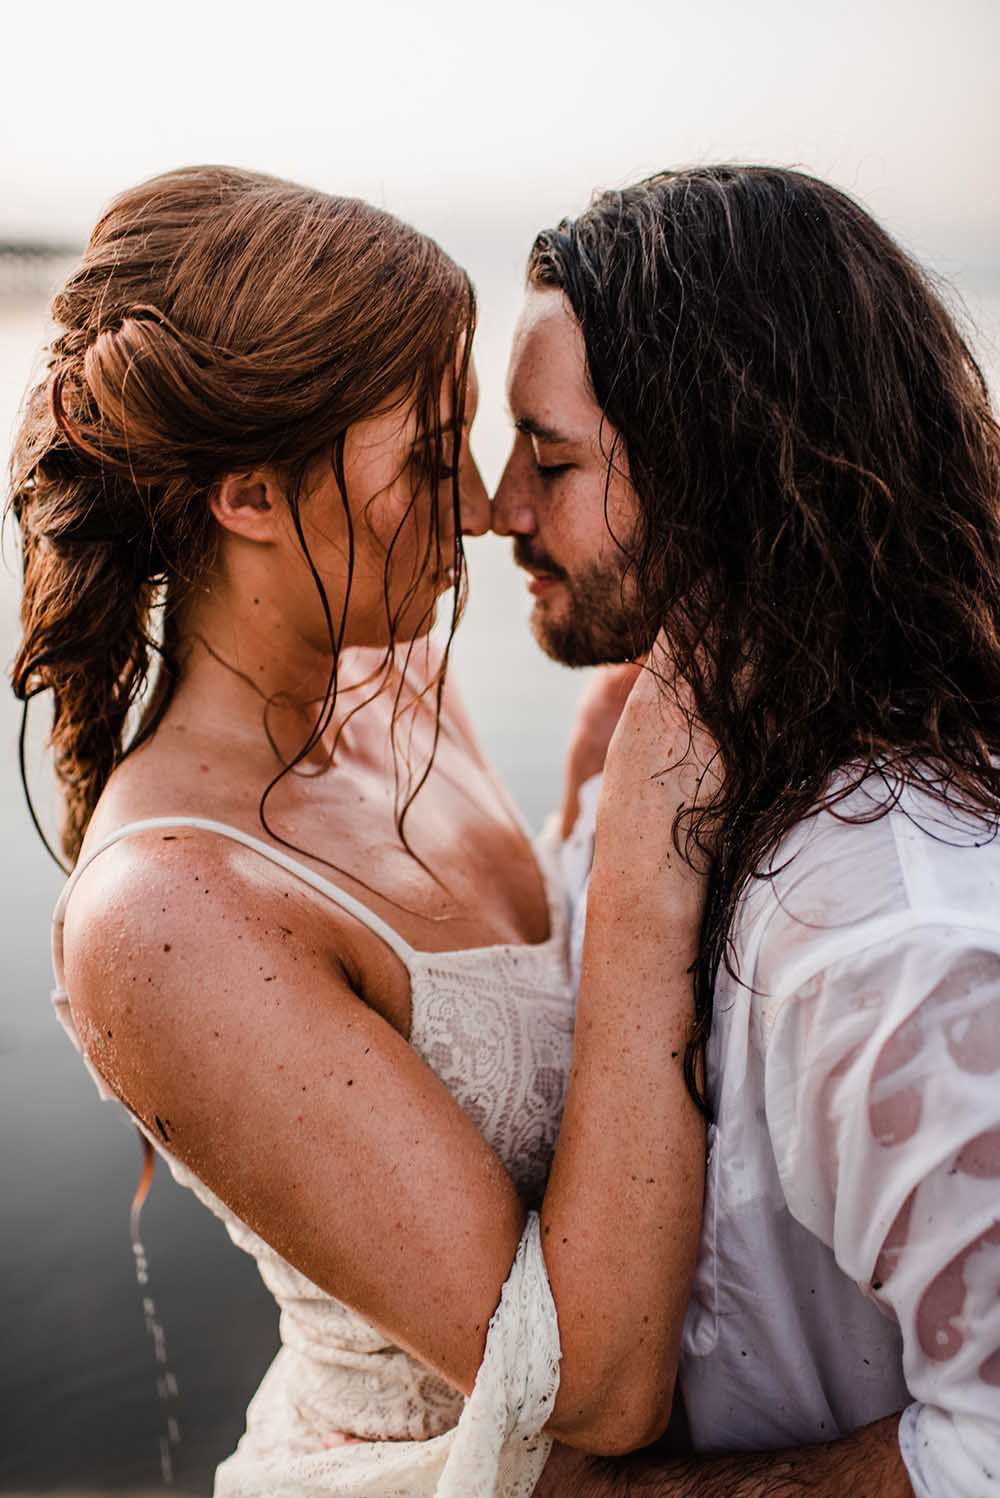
[763,922,1000,1498]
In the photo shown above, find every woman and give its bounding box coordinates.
[10,166,706,1495]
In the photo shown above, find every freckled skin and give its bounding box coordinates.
[62,345,708,1453]
[80,365,554,1016]
[61,363,580,1411]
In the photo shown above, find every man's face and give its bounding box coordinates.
[493,287,650,666]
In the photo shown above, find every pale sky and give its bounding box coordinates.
[2,0,998,277]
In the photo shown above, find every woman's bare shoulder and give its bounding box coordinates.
[58,820,524,1399]
[62,826,346,1042]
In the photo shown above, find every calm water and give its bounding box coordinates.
[2,269,998,1496]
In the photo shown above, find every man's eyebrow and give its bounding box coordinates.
[514,415,574,444]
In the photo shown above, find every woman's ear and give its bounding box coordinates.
[210,471,283,543]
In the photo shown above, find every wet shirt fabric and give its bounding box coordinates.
[564,771,1000,1498]
[51,816,575,1498]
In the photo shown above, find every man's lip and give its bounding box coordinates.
[514,546,564,592]
[526,570,561,596]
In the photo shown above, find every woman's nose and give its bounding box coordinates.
[459,457,491,538]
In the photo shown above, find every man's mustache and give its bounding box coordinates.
[512,538,568,581]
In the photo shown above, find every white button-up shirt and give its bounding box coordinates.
[563,770,1000,1497]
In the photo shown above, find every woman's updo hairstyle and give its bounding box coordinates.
[9,165,475,864]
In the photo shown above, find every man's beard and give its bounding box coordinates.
[514,539,654,667]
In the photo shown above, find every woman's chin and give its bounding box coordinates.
[394,594,453,646]
[348,576,459,651]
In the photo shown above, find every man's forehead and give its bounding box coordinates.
[511,286,580,357]
[507,287,593,428]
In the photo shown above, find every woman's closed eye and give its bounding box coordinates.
[534,460,572,480]
[412,449,459,484]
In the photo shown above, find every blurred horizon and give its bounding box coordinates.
[2,0,998,279]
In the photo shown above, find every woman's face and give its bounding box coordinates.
[290,360,489,650]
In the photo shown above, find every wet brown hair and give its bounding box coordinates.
[9,165,475,867]
[530,165,1000,1112]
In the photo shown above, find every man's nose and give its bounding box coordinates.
[459,456,491,538]
[491,448,537,537]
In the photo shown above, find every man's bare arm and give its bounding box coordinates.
[537,1414,913,1497]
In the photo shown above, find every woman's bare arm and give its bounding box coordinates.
[65,829,525,1393]
[65,677,706,1455]
[541,664,708,1452]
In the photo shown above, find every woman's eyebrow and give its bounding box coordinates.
[414,418,463,445]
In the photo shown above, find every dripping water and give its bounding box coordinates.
[130,1129,183,1487]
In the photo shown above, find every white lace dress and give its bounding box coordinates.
[51,816,575,1497]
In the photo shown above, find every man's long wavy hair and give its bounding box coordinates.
[529,165,1000,1112]
[9,165,475,871]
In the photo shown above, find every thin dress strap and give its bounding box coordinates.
[51,816,417,967]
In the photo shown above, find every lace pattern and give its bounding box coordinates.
[437,1213,560,1496]
[410,947,574,1205]
[52,817,575,1494]
[213,1216,560,1498]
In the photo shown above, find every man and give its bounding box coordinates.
[492,166,1000,1496]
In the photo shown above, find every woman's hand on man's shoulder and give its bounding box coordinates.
[593,643,720,919]
[561,664,643,838]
